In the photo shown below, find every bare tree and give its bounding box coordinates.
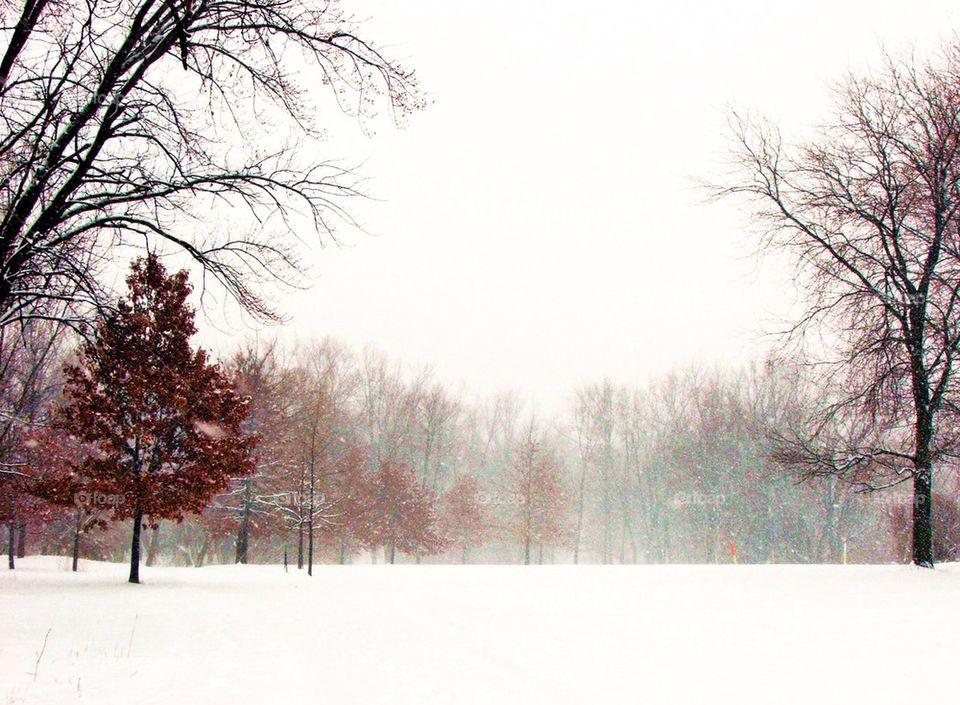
[356,348,419,469]
[718,45,960,566]
[0,319,64,470]
[572,382,619,563]
[504,417,569,565]
[0,0,422,328]
[220,339,295,564]
[290,339,356,574]
[0,319,64,565]
[413,377,461,494]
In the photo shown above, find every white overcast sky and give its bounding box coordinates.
[195,0,960,412]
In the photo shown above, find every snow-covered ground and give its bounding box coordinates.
[2,557,959,704]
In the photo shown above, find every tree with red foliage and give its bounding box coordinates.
[0,444,55,569]
[356,460,444,564]
[189,507,245,567]
[58,255,257,583]
[440,474,490,563]
[507,427,570,564]
[0,471,46,569]
[27,424,111,572]
[320,452,375,564]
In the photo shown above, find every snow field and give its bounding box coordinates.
[3,557,959,704]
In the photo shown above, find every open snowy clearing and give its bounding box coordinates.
[2,557,959,705]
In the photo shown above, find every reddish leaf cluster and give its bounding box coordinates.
[352,461,445,563]
[507,437,570,563]
[439,474,490,563]
[55,255,257,581]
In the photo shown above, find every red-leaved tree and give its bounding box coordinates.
[0,470,46,569]
[507,431,570,564]
[58,255,257,583]
[356,460,444,564]
[27,424,111,572]
[439,474,490,563]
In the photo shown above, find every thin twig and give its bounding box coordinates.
[30,628,51,682]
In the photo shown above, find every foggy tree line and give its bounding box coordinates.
[4,315,954,569]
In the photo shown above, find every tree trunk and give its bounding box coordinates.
[16,517,26,558]
[145,523,161,567]
[601,473,611,564]
[913,466,934,567]
[235,478,251,564]
[912,400,935,567]
[297,521,304,569]
[129,503,143,584]
[307,522,314,574]
[523,536,530,565]
[308,459,315,577]
[72,508,82,572]
[195,535,210,568]
[573,460,587,564]
[7,521,14,570]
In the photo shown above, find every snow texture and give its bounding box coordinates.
[3,556,959,704]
